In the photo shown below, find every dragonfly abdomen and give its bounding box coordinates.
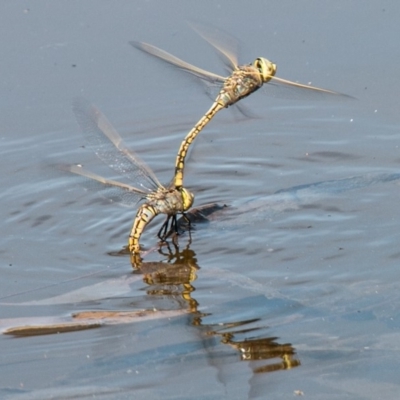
[174,100,225,188]
[129,204,159,253]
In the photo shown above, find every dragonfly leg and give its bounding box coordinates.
[181,212,192,230]
[170,215,180,249]
[158,213,190,246]
[187,226,192,246]
[180,213,193,245]
[157,216,172,240]
[157,240,174,257]
[171,214,178,233]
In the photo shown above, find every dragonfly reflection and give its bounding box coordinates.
[1,242,300,378]
[138,246,301,374]
[131,22,350,189]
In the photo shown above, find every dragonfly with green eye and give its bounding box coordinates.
[68,99,194,262]
[131,22,350,189]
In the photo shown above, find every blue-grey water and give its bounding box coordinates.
[1,1,400,399]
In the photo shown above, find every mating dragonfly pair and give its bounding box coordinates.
[69,22,347,261]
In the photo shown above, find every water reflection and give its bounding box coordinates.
[221,334,300,373]
[139,246,199,312]
[2,241,300,377]
[134,244,301,375]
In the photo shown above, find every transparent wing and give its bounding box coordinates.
[187,22,351,100]
[72,98,162,192]
[188,20,239,71]
[263,76,354,100]
[132,33,351,103]
[64,164,146,207]
[130,41,226,85]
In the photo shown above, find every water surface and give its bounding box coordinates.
[1,1,400,399]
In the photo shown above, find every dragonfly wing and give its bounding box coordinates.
[188,21,239,72]
[72,98,163,191]
[65,164,147,207]
[262,76,354,101]
[130,41,226,85]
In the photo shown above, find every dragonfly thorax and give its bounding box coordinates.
[220,66,264,107]
[253,57,277,83]
[146,187,193,214]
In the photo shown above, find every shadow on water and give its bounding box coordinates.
[174,171,400,228]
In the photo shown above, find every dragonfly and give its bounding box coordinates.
[131,22,350,189]
[67,99,194,260]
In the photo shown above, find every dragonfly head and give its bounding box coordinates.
[253,57,277,83]
[181,188,194,211]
